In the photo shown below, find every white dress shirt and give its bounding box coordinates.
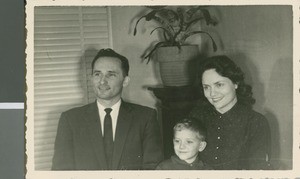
[97,100,121,141]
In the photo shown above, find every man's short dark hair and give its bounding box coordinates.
[91,48,130,76]
[173,118,207,141]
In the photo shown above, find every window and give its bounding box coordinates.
[34,6,111,170]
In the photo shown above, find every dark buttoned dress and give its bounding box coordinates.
[189,102,271,170]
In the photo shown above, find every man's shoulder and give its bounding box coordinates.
[62,103,94,115]
[122,101,156,113]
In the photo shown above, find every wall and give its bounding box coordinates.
[110,6,293,169]
[110,6,162,109]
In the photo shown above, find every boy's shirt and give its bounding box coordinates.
[156,155,212,170]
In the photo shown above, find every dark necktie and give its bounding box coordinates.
[104,108,113,169]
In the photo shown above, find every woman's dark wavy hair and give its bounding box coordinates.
[198,55,255,107]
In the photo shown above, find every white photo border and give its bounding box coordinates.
[25,0,300,178]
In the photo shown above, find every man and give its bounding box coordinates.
[52,48,163,170]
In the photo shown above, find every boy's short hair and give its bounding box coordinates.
[173,118,207,141]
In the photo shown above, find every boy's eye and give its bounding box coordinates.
[187,140,193,144]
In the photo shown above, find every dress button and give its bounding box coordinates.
[217,127,221,130]
[217,136,220,139]
[219,116,222,119]
[215,157,218,160]
[216,146,219,149]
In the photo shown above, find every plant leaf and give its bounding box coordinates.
[185,17,205,30]
[143,41,167,63]
[150,26,174,43]
[186,6,217,26]
[200,8,217,26]
[133,10,161,36]
[172,8,184,44]
[133,15,147,36]
[183,31,217,51]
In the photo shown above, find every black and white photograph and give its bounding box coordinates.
[25,0,300,178]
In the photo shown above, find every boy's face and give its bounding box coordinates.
[173,129,206,164]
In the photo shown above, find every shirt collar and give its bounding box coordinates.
[171,154,203,167]
[97,99,121,112]
[210,102,239,116]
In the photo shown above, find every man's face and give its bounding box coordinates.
[91,57,129,105]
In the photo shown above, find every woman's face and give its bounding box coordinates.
[202,69,238,114]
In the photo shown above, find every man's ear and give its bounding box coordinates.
[123,76,130,87]
[198,141,207,152]
[89,73,94,83]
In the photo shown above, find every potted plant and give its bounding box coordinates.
[133,6,218,86]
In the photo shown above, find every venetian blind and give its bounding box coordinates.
[34,6,111,170]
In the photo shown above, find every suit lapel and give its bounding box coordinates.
[111,101,133,169]
[85,102,108,169]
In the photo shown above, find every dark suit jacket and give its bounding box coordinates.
[52,100,163,170]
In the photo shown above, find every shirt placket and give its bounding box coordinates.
[214,114,223,162]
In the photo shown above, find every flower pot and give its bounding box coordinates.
[155,45,199,87]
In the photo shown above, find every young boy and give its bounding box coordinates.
[156,118,210,170]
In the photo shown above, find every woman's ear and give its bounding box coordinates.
[234,83,238,89]
[198,141,207,152]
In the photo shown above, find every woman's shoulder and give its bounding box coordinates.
[237,104,269,127]
[237,104,266,118]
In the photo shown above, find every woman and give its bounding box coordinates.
[189,55,271,170]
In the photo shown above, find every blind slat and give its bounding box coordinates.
[34,57,81,64]
[35,14,80,21]
[35,27,80,34]
[34,33,81,40]
[35,45,82,52]
[35,51,82,58]
[35,7,79,14]
[35,99,85,108]
[34,105,82,115]
[34,88,83,95]
[35,21,81,28]
[35,39,81,46]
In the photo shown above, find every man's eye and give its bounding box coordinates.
[216,83,224,87]
[107,73,116,77]
[93,73,100,77]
